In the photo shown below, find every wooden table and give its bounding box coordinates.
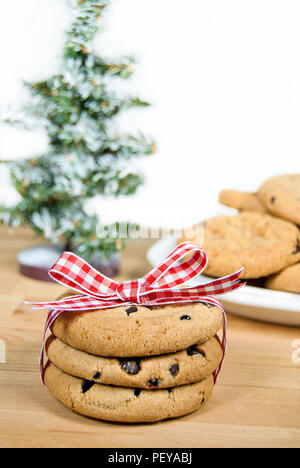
[0,226,299,448]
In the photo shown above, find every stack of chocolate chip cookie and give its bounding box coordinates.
[44,294,224,423]
[183,174,300,292]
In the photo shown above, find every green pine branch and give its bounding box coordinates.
[0,0,155,259]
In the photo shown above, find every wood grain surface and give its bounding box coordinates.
[0,226,299,448]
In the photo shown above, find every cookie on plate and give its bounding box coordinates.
[198,212,300,279]
[266,263,300,294]
[44,362,214,423]
[46,335,223,389]
[51,296,224,357]
[258,174,300,225]
[219,190,267,214]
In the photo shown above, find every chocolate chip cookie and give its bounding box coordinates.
[200,212,300,279]
[258,174,300,225]
[219,190,267,213]
[44,362,214,423]
[46,335,223,389]
[51,295,224,357]
[266,263,300,293]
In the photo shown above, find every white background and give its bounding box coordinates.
[0,0,299,228]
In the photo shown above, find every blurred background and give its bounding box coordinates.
[0,0,299,229]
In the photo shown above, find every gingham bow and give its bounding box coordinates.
[28,242,245,383]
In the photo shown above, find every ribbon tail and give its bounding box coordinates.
[26,295,125,311]
[179,267,245,296]
[138,268,245,305]
[24,295,85,310]
[39,309,63,385]
[213,307,227,384]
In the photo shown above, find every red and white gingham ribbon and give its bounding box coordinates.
[28,242,245,384]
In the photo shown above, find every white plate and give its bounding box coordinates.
[147,238,300,327]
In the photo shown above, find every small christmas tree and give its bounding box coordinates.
[0,0,155,262]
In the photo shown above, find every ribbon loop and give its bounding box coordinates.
[142,242,208,290]
[49,251,119,298]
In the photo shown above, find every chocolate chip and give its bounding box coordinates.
[93,372,101,379]
[120,359,140,375]
[126,306,138,316]
[147,378,159,388]
[187,345,206,357]
[134,389,142,397]
[271,196,276,204]
[81,380,95,394]
[167,388,173,393]
[169,363,179,377]
[292,244,300,254]
[180,315,191,320]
